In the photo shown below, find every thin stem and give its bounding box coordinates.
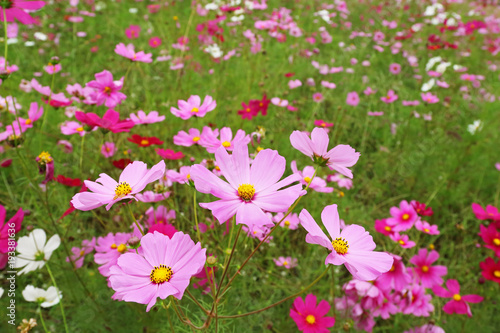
[45,262,69,333]
[185,289,209,315]
[218,266,331,318]
[170,297,205,330]
[127,204,144,236]
[3,7,7,70]
[38,305,50,333]
[193,189,201,242]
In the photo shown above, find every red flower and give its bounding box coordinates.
[251,94,271,116]
[155,148,185,160]
[411,200,434,216]
[0,159,12,167]
[479,257,500,284]
[55,175,83,187]
[237,102,259,120]
[285,72,295,77]
[478,224,500,257]
[128,134,164,147]
[112,158,132,170]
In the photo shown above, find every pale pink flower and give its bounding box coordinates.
[198,127,250,153]
[288,79,302,89]
[421,92,440,104]
[173,128,204,147]
[312,93,324,103]
[129,110,165,125]
[271,97,289,107]
[389,63,401,74]
[273,256,298,269]
[299,204,393,281]
[190,144,303,228]
[114,43,153,63]
[170,95,216,120]
[44,63,62,74]
[61,121,86,137]
[346,91,360,106]
[71,160,166,211]
[273,212,300,229]
[290,161,333,193]
[165,166,192,185]
[101,142,117,158]
[321,81,336,89]
[381,90,398,103]
[289,127,360,179]
[389,233,416,248]
[364,86,377,95]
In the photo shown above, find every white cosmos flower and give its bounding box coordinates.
[15,229,61,275]
[468,120,483,135]
[0,287,4,298]
[425,56,442,71]
[436,61,451,74]
[22,285,62,308]
[421,78,435,92]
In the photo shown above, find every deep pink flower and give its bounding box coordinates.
[30,79,72,108]
[411,200,434,216]
[171,95,216,120]
[375,254,412,291]
[421,92,439,104]
[71,160,166,211]
[386,200,418,232]
[114,43,153,63]
[125,24,141,39]
[381,90,398,103]
[190,143,303,228]
[299,204,393,280]
[290,294,335,333]
[389,63,401,74]
[237,101,259,120]
[290,127,360,179]
[109,231,206,312]
[0,205,23,254]
[145,205,176,227]
[149,37,162,48]
[0,1,45,25]
[155,148,185,160]
[409,249,448,288]
[400,284,434,317]
[374,219,395,236]
[479,257,500,284]
[432,279,483,317]
[478,224,500,257]
[314,120,333,128]
[472,203,500,221]
[75,109,135,133]
[86,70,127,108]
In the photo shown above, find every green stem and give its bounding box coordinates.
[38,305,50,333]
[192,189,201,242]
[127,204,144,236]
[45,263,69,333]
[218,266,331,318]
[3,7,7,70]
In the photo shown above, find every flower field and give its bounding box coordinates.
[1,0,500,332]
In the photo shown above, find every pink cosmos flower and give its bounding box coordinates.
[61,121,86,136]
[145,205,176,227]
[389,63,401,74]
[421,92,439,104]
[374,219,395,236]
[135,191,170,203]
[0,205,23,255]
[114,43,153,63]
[149,37,162,48]
[66,238,95,269]
[478,224,500,256]
[44,63,61,74]
[312,92,324,103]
[290,161,333,193]
[432,279,483,317]
[389,233,416,248]
[190,143,303,228]
[94,232,134,277]
[86,70,127,108]
[409,249,447,288]
[364,87,376,95]
[18,102,43,130]
[321,81,336,89]
[170,95,216,120]
[381,90,398,103]
[75,109,135,133]
[66,83,94,104]
[273,212,300,229]
[166,166,192,185]
[479,257,500,284]
[109,231,206,312]
[327,173,353,189]
[314,120,333,128]
[346,91,360,106]
[273,256,298,269]
[289,127,360,179]
[404,324,445,333]
[288,79,302,89]
[386,200,418,231]
[290,294,335,333]
[125,25,141,39]
[30,79,72,108]
[101,142,117,158]
[472,203,500,221]
[400,284,434,317]
[198,127,250,153]
[415,220,440,235]
[173,128,203,147]
[270,97,289,107]
[156,149,185,160]
[299,204,393,280]
[375,254,412,291]
[129,110,165,125]
[367,111,384,116]
[0,1,45,25]
[71,160,166,211]
[402,100,420,106]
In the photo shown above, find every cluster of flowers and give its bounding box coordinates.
[473,203,500,285]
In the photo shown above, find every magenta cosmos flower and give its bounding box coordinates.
[109,231,206,312]
[86,70,127,108]
[190,143,303,227]
[386,200,418,231]
[170,95,216,120]
[432,279,483,317]
[290,294,335,333]
[75,109,135,133]
[409,249,447,288]
[71,160,166,211]
[0,1,45,25]
[290,127,360,179]
[0,205,23,254]
[299,204,393,281]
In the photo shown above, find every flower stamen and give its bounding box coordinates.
[332,237,349,255]
[114,182,132,200]
[150,264,173,284]
[238,184,255,201]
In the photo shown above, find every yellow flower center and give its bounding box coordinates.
[390,264,396,272]
[332,237,349,255]
[429,244,435,250]
[424,228,430,233]
[453,294,461,301]
[104,86,112,94]
[76,127,84,132]
[256,146,263,152]
[238,184,255,201]
[494,270,500,278]
[222,141,231,148]
[79,250,85,256]
[402,214,410,221]
[117,244,127,253]
[493,238,500,246]
[384,226,392,232]
[173,16,178,21]
[114,182,132,200]
[284,220,290,227]
[305,315,316,324]
[140,139,149,145]
[191,107,199,113]
[150,265,173,284]
[110,243,117,249]
[304,177,312,183]
[422,265,429,273]
[186,174,191,179]
[399,240,405,245]
[283,261,288,266]
[192,136,201,142]
[25,119,32,125]
[38,151,53,164]
[246,108,251,112]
